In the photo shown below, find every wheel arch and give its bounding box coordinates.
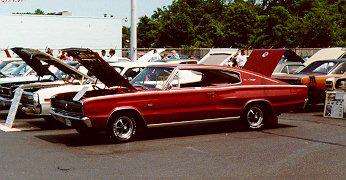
[242,99,274,116]
[106,107,146,128]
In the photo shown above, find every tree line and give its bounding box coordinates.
[132,0,345,48]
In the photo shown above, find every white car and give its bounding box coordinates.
[0,48,91,113]
[198,48,239,66]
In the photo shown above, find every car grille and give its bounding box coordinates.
[51,108,84,119]
[51,98,83,115]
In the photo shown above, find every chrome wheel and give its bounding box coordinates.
[112,116,135,141]
[246,106,264,129]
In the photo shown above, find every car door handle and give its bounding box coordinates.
[147,103,153,107]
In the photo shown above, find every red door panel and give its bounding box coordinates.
[142,88,218,125]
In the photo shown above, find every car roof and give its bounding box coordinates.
[110,61,183,68]
[309,58,345,63]
[146,63,238,71]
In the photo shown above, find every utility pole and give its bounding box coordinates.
[130,0,137,61]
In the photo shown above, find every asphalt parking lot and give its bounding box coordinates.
[0,112,345,178]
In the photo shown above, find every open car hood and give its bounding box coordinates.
[244,49,298,77]
[63,48,136,90]
[11,47,90,80]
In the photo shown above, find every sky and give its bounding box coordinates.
[0,0,172,23]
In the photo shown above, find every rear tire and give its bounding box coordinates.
[107,114,137,143]
[243,104,276,130]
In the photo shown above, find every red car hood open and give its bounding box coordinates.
[243,49,302,77]
[63,48,136,91]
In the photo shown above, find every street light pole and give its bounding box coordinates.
[130,0,137,61]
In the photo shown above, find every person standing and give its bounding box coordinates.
[46,48,53,56]
[100,50,107,59]
[236,49,247,68]
[108,49,118,62]
[170,50,180,60]
[66,52,74,62]
[150,49,162,62]
[59,51,67,61]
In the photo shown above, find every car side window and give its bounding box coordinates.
[170,69,241,89]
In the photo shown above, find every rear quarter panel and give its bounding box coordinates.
[240,70,308,113]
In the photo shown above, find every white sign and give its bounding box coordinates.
[5,87,23,128]
[73,86,89,101]
[324,91,345,119]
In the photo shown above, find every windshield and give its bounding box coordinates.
[1,62,33,77]
[131,67,174,90]
[298,61,338,75]
[0,61,12,70]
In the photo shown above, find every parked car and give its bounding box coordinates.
[326,74,346,91]
[50,49,307,142]
[198,48,239,65]
[300,62,345,106]
[273,59,345,108]
[305,47,345,65]
[0,47,91,112]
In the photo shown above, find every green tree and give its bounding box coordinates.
[137,0,345,48]
[34,9,45,15]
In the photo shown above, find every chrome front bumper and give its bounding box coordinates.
[50,109,92,128]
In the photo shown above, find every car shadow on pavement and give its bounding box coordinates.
[0,114,70,131]
[23,118,71,131]
[35,120,295,147]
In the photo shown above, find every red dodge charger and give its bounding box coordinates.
[51,49,308,143]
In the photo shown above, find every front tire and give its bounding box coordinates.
[108,114,137,143]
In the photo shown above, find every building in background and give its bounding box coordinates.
[0,14,122,57]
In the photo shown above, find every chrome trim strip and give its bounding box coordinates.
[147,116,240,128]
[50,110,84,121]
